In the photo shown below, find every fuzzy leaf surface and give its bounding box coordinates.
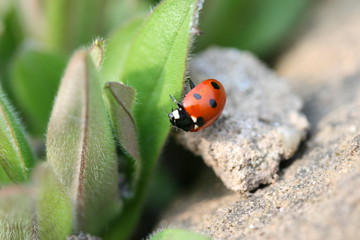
[0,164,72,240]
[121,0,200,164]
[10,47,67,136]
[150,229,211,240]
[0,186,33,239]
[104,82,140,189]
[89,38,105,69]
[35,164,73,239]
[105,0,201,238]
[47,50,121,234]
[0,84,35,184]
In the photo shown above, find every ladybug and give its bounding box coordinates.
[168,79,226,132]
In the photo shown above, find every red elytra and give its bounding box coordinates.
[168,79,226,132]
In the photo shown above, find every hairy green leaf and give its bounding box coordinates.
[0,186,35,239]
[35,164,73,239]
[105,0,202,238]
[10,47,67,136]
[149,229,211,240]
[47,50,121,234]
[104,82,140,190]
[0,84,35,184]
[100,17,144,84]
[0,163,72,240]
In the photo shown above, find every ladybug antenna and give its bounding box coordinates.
[169,94,183,108]
[169,94,177,103]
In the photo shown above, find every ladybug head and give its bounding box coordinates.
[168,107,194,132]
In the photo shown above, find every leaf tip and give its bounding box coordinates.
[89,37,106,69]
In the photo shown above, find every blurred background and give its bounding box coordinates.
[0,0,314,238]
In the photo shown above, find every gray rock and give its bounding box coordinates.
[160,104,360,239]
[176,47,309,192]
[159,0,360,239]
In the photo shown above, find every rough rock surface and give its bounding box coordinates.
[159,0,360,239]
[176,47,309,192]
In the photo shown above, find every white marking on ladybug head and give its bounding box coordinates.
[191,116,197,123]
[194,124,199,130]
[172,110,180,119]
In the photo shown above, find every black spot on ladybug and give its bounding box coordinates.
[193,93,202,100]
[211,81,220,89]
[209,99,217,108]
[196,117,205,127]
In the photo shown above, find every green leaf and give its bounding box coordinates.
[9,47,67,136]
[105,0,201,238]
[100,17,144,84]
[47,50,121,234]
[89,38,105,69]
[0,163,72,240]
[197,0,311,58]
[0,186,33,239]
[149,229,211,240]
[0,84,35,184]
[34,164,73,239]
[43,0,68,51]
[122,0,200,157]
[0,3,24,88]
[104,82,141,189]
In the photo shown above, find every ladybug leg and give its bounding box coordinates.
[186,77,195,89]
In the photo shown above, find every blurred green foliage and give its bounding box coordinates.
[197,0,311,58]
[0,4,24,92]
[9,48,67,135]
